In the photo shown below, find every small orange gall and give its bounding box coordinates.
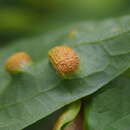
[68,29,77,38]
[5,52,32,74]
[48,45,79,78]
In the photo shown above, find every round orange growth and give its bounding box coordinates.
[68,29,77,38]
[5,52,32,74]
[48,45,79,78]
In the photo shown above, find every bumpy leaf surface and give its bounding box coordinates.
[0,15,130,130]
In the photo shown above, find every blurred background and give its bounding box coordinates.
[0,0,130,45]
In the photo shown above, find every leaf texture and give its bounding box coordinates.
[84,76,130,130]
[0,15,130,130]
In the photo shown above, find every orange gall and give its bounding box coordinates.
[5,52,32,74]
[48,45,79,78]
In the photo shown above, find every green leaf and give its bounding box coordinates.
[0,15,130,130]
[84,76,130,130]
[53,101,81,130]
[24,109,63,130]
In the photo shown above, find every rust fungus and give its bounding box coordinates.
[48,45,79,78]
[5,52,32,74]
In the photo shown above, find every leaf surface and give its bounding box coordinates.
[84,76,130,130]
[0,15,130,130]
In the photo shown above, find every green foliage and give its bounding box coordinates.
[84,75,130,130]
[53,101,81,130]
[0,15,130,130]
[0,0,130,42]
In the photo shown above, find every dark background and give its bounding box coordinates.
[0,0,130,44]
